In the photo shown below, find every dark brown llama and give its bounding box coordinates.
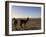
[20,17,29,28]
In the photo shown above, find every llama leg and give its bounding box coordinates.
[14,23,17,30]
[24,23,26,29]
[20,22,22,28]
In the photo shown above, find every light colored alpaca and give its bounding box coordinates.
[12,18,18,30]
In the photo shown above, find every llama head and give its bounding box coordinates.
[12,18,15,20]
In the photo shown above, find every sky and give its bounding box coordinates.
[11,5,41,18]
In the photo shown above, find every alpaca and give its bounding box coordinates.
[20,17,29,28]
[12,18,18,30]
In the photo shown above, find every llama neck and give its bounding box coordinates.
[27,19,28,22]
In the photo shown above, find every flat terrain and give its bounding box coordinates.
[12,18,41,31]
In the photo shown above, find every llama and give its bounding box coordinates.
[12,18,18,30]
[20,17,29,29]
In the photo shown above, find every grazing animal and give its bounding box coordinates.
[12,18,18,30]
[20,17,29,28]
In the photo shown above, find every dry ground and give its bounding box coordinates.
[12,18,41,31]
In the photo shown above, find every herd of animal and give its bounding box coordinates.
[12,17,29,30]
